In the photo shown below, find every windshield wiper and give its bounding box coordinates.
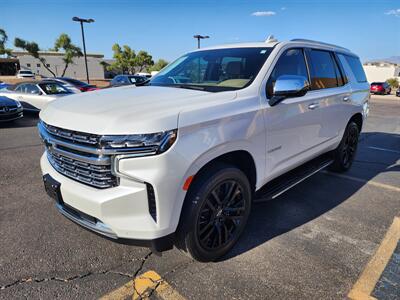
[171,84,206,91]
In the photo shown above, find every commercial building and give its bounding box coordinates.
[363,60,400,83]
[0,50,105,79]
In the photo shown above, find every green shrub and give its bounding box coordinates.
[386,78,399,89]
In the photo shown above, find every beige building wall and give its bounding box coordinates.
[13,51,105,79]
[363,64,400,83]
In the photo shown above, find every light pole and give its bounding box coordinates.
[72,16,94,83]
[193,35,210,49]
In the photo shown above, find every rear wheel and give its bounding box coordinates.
[330,121,359,172]
[176,163,251,262]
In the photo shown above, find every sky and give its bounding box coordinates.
[2,0,400,62]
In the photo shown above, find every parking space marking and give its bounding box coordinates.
[368,146,400,154]
[322,171,400,193]
[348,217,400,300]
[100,270,185,300]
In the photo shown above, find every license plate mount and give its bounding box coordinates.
[43,174,63,205]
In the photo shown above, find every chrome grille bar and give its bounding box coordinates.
[38,121,118,189]
[47,151,116,189]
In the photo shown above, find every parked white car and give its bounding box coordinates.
[16,69,35,79]
[38,38,369,261]
[0,80,73,111]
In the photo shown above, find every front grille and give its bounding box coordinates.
[0,106,18,114]
[47,149,117,188]
[39,121,118,189]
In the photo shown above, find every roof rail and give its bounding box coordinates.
[290,39,350,51]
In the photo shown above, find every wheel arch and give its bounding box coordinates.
[190,150,257,194]
[349,112,363,133]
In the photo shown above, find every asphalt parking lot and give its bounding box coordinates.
[0,96,399,299]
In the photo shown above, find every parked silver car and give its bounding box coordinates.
[0,81,73,111]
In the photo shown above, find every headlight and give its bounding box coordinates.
[100,129,177,155]
[16,101,22,108]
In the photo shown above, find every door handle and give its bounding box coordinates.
[343,96,350,102]
[308,103,319,110]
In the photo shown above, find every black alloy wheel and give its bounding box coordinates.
[176,163,251,262]
[341,124,358,169]
[330,121,359,172]
[197,180,246,251]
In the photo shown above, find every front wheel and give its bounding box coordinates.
[330,121,359,172]
[176,163,252,262]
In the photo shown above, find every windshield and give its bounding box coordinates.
[150,47,272,92]
[130,76,146,84]
[39,82,71,95]
[19,71,32,74]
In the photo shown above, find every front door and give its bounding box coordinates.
[263,48,324,180]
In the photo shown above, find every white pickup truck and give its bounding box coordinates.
[39,38,369,262]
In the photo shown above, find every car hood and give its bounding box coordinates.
[40,85,236,134]
[0,95,18,106]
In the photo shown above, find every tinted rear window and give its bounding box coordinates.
[344,55,367,83]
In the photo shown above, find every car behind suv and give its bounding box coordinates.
[370,82,391,95]
[38,38,369,261]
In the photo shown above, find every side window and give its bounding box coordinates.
[267,48,308,98]
[26,84,40,94]
[332,55,346,86]
[15,84,25,92]
[307,49,338,90]
[342,55,367,83]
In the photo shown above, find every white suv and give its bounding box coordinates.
[39,38,369,261]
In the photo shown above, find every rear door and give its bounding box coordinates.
[304,49,352,148]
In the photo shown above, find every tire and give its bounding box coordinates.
[176,163,252,262]
[330,121,359,172]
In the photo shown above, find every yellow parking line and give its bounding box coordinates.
[348,217,400,300]
[322,171,400,193]
[99,270,185,300]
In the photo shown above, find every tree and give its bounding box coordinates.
[108,44,136,74]
[108,44,154,74]
[53,33,83,77]
[387,78,399,89]
[14,34,82,77]
[134,50,153,73]
[149,59,168,72]
[14,37,56,76]
[0,28,12,56]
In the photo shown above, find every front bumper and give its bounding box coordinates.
[40,147,188,243]
[0,109,23,122]
[54,193,174,251]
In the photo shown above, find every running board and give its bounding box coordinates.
[254,153,333,202]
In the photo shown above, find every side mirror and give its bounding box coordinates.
[269,75,310,106]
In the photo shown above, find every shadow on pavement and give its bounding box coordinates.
[223,131,400,261]
[0,111,39,129]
